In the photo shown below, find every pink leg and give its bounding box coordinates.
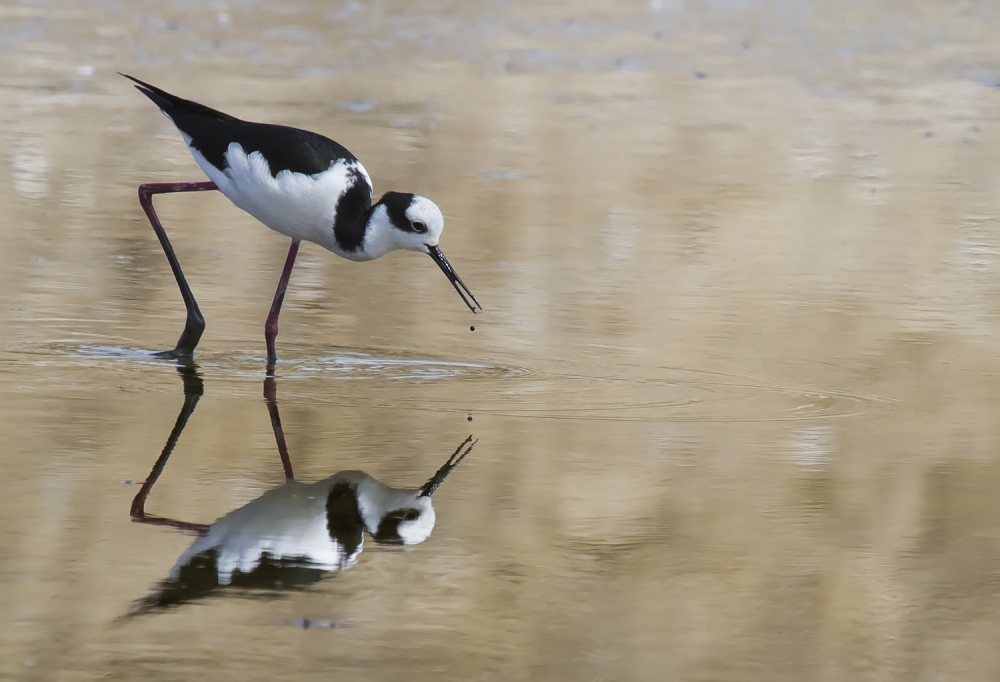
[264,376,296,481]
[138,181,218,358]
[264,238,301,370]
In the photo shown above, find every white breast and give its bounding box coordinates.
[184,137,369,257]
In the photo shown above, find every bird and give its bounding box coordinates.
[122,73,481,367]
[125,364,479,618]
[125,368,476,615]
[128,435,476,615]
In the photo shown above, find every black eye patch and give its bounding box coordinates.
[378,191,419,232]
[373,508,422,545]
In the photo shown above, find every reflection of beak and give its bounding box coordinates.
[418,435,477,497]
[427,245,482,313]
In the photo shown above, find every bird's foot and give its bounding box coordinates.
[152,347,196,360]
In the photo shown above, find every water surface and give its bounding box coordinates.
[3,1,1000,680]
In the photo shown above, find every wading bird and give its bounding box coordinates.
[124,74,480,366]
[127,369,476,614]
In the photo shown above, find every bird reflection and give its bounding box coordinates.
[127,363,475,615]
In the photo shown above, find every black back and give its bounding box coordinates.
[122,74,360,178]
[126,550,329,617]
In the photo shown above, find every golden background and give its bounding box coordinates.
[1,1,1000,679]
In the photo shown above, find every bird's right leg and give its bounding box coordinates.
[263,376,295,481]
[137,181,218,358]
[264,238,301,371]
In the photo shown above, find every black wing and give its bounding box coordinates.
[121,73,358,177]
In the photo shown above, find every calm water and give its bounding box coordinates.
[3,1,1000,680]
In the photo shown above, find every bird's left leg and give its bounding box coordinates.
[264,238,301,371]
[137,181,218,358]
[129,362,211,535]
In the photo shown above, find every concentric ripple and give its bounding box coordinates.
[4,343,894,423]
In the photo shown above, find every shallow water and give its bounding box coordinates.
[3,1,1000,680]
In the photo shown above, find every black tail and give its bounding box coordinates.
[119,73,239,123]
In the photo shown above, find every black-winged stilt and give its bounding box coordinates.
[127,369,476,612]
[123,74,481,367]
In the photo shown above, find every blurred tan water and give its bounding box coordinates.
[2,0,1000,679]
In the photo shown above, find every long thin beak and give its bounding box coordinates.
[427,245,482,313]
[418,435,477,497]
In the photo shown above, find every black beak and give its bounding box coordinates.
[427,245,482,313]
[418,435,477,498]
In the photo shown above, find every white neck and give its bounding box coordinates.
[359,205,397,261]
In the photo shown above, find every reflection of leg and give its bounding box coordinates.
[137,181,218,358]
[264,376,295,481]
[264,239,301,371]
[130,363,210,535]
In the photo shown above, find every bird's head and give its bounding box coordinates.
[380,191,445,250]
[370,496,437,546]
[365,192,481,313]
[358,435,477,546]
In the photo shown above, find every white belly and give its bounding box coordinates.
[185,139,365,257]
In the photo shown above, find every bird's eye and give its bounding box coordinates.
[403,510,420,521]
[411,221,427,234]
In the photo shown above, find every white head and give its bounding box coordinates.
[363,192,482,313]
[354,435,477,546]
[364,492,438,546]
